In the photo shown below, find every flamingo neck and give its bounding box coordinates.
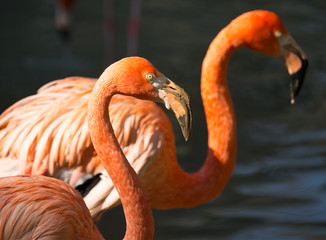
[88,75,154,240]
[202,25,240,166]
[180,25,241,206]
[200,25,240,192]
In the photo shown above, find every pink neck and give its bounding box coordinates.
[88,75,154,240]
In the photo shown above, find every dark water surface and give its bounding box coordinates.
[1,0,326,239]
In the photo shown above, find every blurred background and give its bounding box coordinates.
[1,0,326,239]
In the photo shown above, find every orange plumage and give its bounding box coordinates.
[0,175,103,240]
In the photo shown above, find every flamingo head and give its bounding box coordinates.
[231,10,308,103]
[100,57,193,141]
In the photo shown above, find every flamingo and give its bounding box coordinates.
[0,10,308,221]
[55,0,76,41]
[0,56,192,239]
[55,0,142,63]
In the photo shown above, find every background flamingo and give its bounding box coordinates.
[55,0,142,64]
[0,57,193,240]
[55,0,75,41]
[1,1,323,239]
[0,9,307,224]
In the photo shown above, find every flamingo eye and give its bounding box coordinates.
[145,73,155,81]
[275,31,283,38]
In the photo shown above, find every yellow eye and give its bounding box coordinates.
[275,31,283,38]
[145,73,155,81]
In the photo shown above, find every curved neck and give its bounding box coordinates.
[199,26,239,194]
[170,25,241,207]
[88,74,154,240]
[202,26,240,163]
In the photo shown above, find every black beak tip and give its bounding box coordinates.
[177,108,192,142]
[290,58,309,102]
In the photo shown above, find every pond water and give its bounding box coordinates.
[1,0,326,239]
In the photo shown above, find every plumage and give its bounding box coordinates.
[0,78,167,174]
[0,10,308,222]
[0,175,103,240]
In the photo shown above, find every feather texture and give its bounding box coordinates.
[0,175,103,240]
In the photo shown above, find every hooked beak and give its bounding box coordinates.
[279,35,308,104]
[154,76,192,141]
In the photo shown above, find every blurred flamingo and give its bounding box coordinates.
[0,57,191,239]
[55,0,142,63]
[55,0,76,41]
[0,10,307,221]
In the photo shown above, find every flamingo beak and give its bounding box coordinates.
[279,34,308,104]
[153,76,193,141]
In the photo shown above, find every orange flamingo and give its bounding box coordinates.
[0,56,191,239]
[0,10,307,221]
